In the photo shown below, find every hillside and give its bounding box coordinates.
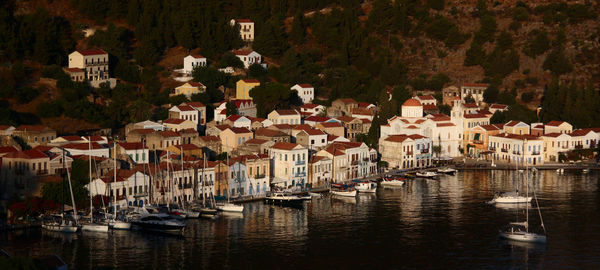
[1,0,600,134]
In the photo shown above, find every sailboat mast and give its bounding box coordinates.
[113,140,117,220]
[89,140,93,217]
[66,157,78,226]
[226,154,230,203]
[180,145,185,206]
[202,157,206,206]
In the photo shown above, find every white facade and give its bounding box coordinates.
[270,142,308,188]
[230,19,255,42]
[183,55,207,75]
[291,84,315,104]
[169,105,199,125]
[488,134,544,165]
[234,50,262,68]
[268,110,301,125]
[460,83,488,105]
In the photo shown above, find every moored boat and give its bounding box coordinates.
[132,213,186,234]
[416,171,438,179]
[436,167,457,175]
[355,181,377,193]
[330,184,357,197]
[380,176,406,187]
[265,192,305,207]
[42,214,79,233]
[488,191,532,204]
[216,202,244,213]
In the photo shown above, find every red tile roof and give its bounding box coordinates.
[228,127,252,134]
[199,135,220,142]
[417,95,435,100]
[385,135,410,143]
[174,105,196,112]
[173,144,201,150]
[436,123,456,127]
[463,103,479,108]
[490,103,508,109]
[462,83,489,87]
[274,109,299,116]
[183,102,206,108]
[318,122,343,128]
[64,67,83,73]
[304,116,330,122]
[240,78,260,83]
[297,83,313,88]
[300,103,321,109]
[190,54,205,59]
[272,142,301,150]
[0,146,19,154]
[464,113,488,119]
[15,125,49,132]
[77,49,107,56]
[58,135,84,142]
[244,138,269,145]
[132,128,155,135]
[118,142,145,150]
[255,128,287,137]
[3,149,48,159]
[546,121,567,127]
[63,142,105,150]
[402,98,422,107]
[158,130,180,137]
[188,81,206,88]
[423,104,438,110]
[163,118,186,124]
[338,98,356,104]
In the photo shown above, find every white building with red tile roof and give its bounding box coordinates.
[460,83,488,105]
[63,142,109,158]
[230,19,254,42]
[415,95,437,106]
[545,121,573,135]
[233,50,261,68]
[183,54,207,75]
[291,84,315,104]
[379,134,433,169]
[270,142,308,188]
[268,109,301,125]
[300,103,325,117]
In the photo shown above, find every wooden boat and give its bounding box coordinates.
[330,184,357,197]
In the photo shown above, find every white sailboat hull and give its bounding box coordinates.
[216,203,244,213]
[499,231,547,243]
[82,223,109,232]
[491,196,532,204]
[355,183,377,193]
[331,190,357,197]
[380,180,405,187]
[109,220,132,230]
[42,224,79,233]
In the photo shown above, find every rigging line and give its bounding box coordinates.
[531,175,546,235]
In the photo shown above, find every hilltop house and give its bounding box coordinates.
[183,54,207,75]
[172,82,206,98]
[230,19,255,42]
[67,49,116,88]
[291,84,314,104]
[233,50,262,68]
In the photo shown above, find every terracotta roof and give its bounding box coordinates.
[190,54,205,59]
[436,123,455,127]
[408,134,427,139]
[297,83,313,88]
[361,119,371,124]
[214,125,230,131]
[233,50,253,56]
[272,142,301,150]
[542,132,565,138]
[179,128,198,134]
[118,142,145,150]
[477,109,492,115]
[402,98,422,107]
[0,146,19,154]
[505,120,526,127]
[163,118,186,124]
[304,116,330,122]
[132,128,155,135]
[3,149,48,159]
[298,129,326,136]
[157,130,180,137]
[318,122,343,128]
[234,19,253,23]
[477,124,501,131]
[82,135,105,142]
[431,116,451,122]
[271,124,294,130]
[491,133,540,140]
[232,99,254,108]
[532,124,544,129]
[0,125,14,130]
[187,82,206,88]
[226,115,243,122]
[174,105,196,112]
[255,128,287,137]
[173,144,201,150]
[183,102,205,108]
[64,67,83,73]
[293,124,312,131]
[58,135,84,142]
[62,142,104,150]
[462,83,489,87]
[463,103,479,108]
[490,104,508,109]
[310,156,328,163]
[464,113,488,119]
[77,49,107,56]
[570,129,594,137]
[336,116,356,123]
[227,127,252,134]
[546,121,567,127]
[385,135,410,143]
[351,107,373,116]
[240,78,260,83]
[406,125,419,129]
[274,109,299,116]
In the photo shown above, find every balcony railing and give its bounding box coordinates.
[406,151,413,156]
[255,174,266,179]
[488,147,496,151]
[501,148,508,153]
[421,149,430,154]
[295,160,305,165]
[351,160,359,165]
[473,140,483,144]
[532,151,540,155]
[134,192,148,198]
[184,183,193,189]
[512,151,521,155]
[295,172,306,177]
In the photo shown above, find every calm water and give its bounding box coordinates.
[2,170,599,269]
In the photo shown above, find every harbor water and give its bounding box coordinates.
[2,170,599,269]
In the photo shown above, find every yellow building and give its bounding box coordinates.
[172,82,206,98]
[236,79,260,100]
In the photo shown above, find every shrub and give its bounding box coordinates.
[521,91,534,103]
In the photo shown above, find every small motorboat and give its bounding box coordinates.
[308,192,322,198]
[132,213,186,234]
[330,184,357,197]
[301,195,313,200]
[582,168,590,174]
[355,181,377,193]
[81,219,109,232]
[556,168,564,174]
[380,177,406,187]
[488,191,532,204]
[436,167,457,175]
[265,193,305,207]
[416,171,438,179]
[216,202,244,213]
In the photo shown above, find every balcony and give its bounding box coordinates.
[363,157,369,161]
[351,160,359,165]
[406,151,413,156]
[488,147,496,151]
[501,148,508,153]
[184,183,193,189]
[532,151,540,155]
[255,174,266,179]
[295,172,306,177]
[512,151,521,155]
[575,145,583,149]
[421,149,430,154]
[473,140,483,144]
[134,192,148,198]
[36,169,48,175]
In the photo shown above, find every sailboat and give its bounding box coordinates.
[198,158,218,217]
[177,148,200,218]
[489,157,532,204]
[499,167,547,243]
[216,155,244,213]
[82,142,109,232]
[108,142,131,230]
[42,151,79,233]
